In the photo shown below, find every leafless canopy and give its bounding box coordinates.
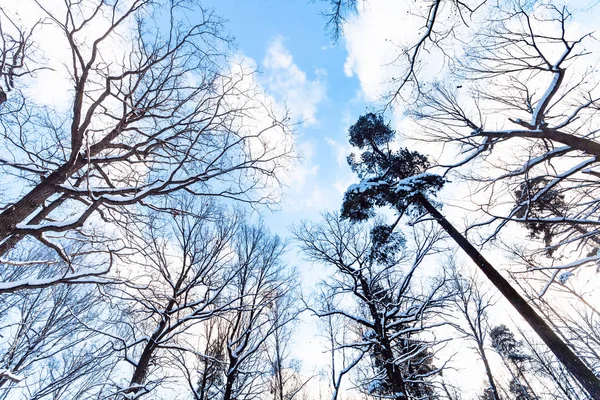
[0,7,41,107]
[412,2,600,280]
[322,0,486,103]
[0,0,294,288]
[294,213,449,399]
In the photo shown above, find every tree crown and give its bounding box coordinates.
[342,113,445,222]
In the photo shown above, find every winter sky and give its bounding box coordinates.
[200,0,364,226]
[5,0,599,394]
[193,0,466,381]
[198,0,432,243]
[197,0,432,377]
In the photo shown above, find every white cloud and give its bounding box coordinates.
[343,0,599,105]
[4,0,135,110]
[281,141,319,191]
[286,184,338,212]
[333,175,357,195]
[223,56,322,206]
[262,36,326,125]
[342,0,415,101]
[325,137,352,167]
[342,0,456,102]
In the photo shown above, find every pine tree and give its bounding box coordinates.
[340,112,600,398]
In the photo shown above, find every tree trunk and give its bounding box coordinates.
[0,123,124,253]
[223,370,236,400]
[381,340,408,400]
[516,366,538,400]
[358,274,407,398]
[416,195,600,399]
[129,342,156,388]
[129,295,177,392]
[0,88,7,106]
[0,158,84,250]
[478,343,502,400]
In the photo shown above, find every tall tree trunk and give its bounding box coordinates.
[128,296,177,392]
[380,339,407,399]
[416,195,600,399]
[358,274,407,398]
[129,342,157,388]
[197,358,210,400]
[516,366,538,400]
[0,123,125,253]
[274,331,285,400]
[478,342,502,400]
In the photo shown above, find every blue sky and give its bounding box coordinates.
[199,0,374,375]
[196,1,600,385]
[202,1,366,243]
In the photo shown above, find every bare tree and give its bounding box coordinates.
[339,111,600,397]
[265,293,313,400]
[0,0,293,285]
[450,270,502,400]
[321,0,486,102]
[99,200,244,397]
[0,256,117,399]
[489,325,538,400]
[192,319,228,400]
[411,2,600,281]
[318,295,363,400]
[220,223,299,400]
[516,326,583,400]
[294,213,448,399]
[0,7,41,107]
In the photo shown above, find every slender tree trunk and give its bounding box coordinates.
[358,274,407,398]
[0,88,7,106]
[416,195,600,399]
[502,355,531,400]
[520,331,576,399]
[129,295,177,391]
[223,370,236,400]
[516,366,538,400]
[380,340,407,400]
[129,342,157,387]
[197,358,209,400]
[440,379,455,400]
[478,343,502,400]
